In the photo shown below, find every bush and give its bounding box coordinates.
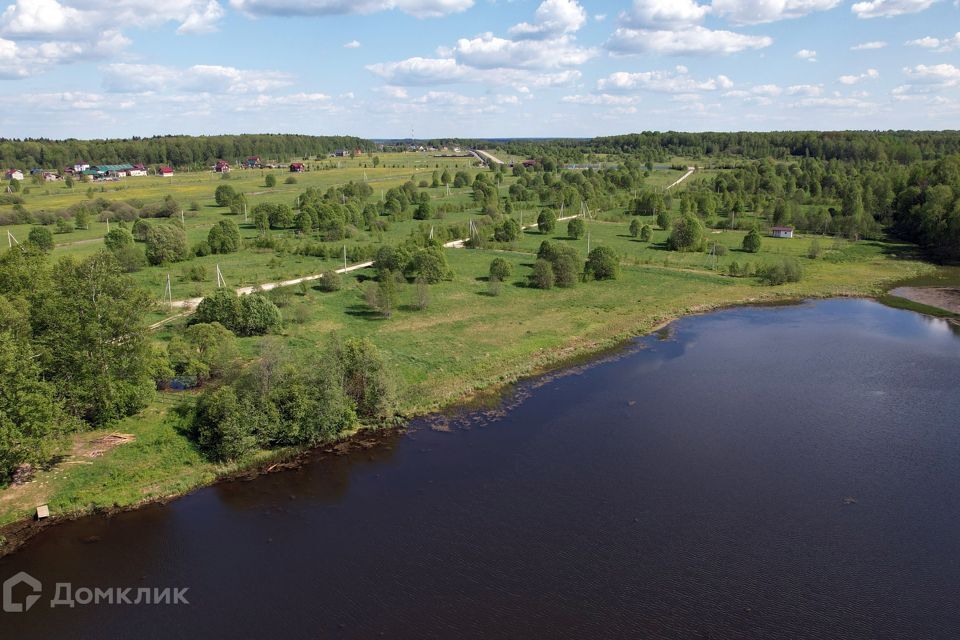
[494,218,521,242]
[407,245,450,284]
[193,290,282,336]
[567,217,586,239]
[264,174,276,188]
[316,270,342,292]
[667,214,705,252]
[742,227,762,253]
[192,386,256,462]
[207,219,241,254]
[104,227,135,253]
[537,210,556,234]
[145,224,189,265]
[639,224,653,242]
[113,244,147,272]
[530,259,555,289]
[284,176,297,185]
[757,257,803,285]
[328,337,394,419]
[489,257,512,281]
[629,218,641,238]
[584,246,620,281]
[55,218,74,234]
[27,227,54,251]
[807,237,822,259]
[214,184,237,207]
[550,244,581,287]
[132,218,151,241]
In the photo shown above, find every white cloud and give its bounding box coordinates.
[606,25,772,55]
[102,63,294,94]
[786,83,823,96]
[177,0,226,34]
[366,57,466,85]
[795,48,817,61]
[344,39,361,48]
[598,67,734,93]
[838,68,880,84]
[902,63,960,84]
[451,32,594,69]
[712,0,841,25]
[561,93,642,105]
[851,40,887,49]
[0,0,227,37]
[508,0,586,40]
[851,0,939,18]
[228,0,473,18]
[620,0,710,29]
[593,13,606,21]
[751,83,782,96]
[906,32,960,51]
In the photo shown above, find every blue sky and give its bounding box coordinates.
[0,0,958,138]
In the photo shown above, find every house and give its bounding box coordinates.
[158,166,174,177]
[94,163,134,177]
[5,169,24,181]
[43,172,60,181]
[331,149,348,157]
[128,163,148,177]
[72,163,90,173]
[352,148,363,156]
[245,156,261,168]
[289,162,305,172]
[771,226,794,239]
[214,160,231,173]
[521,159,537,168]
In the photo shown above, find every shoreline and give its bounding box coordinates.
[0,275,940,559]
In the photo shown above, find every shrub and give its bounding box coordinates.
[489,257,512,281]
[407,245,450,284]
[27,227,54,251]
[192,386,256,461]
[667,214,705,252]
[537,210,556,234]
[742,227,762,253]
[284,176,297,185]
[757,257,803,285]
[132,218,151,241]
[55,218,74,234]
[316,270,342,292]
[550,244,581,288]
[264,174,276,188]
[193,290,282,336]
[328,337,394,419]
[807,237,822,259]
[629,218,641,238]
[494,218,521,242]
[530,259,555,289]
[104,227,135,253]
[207,220,241,254]
[214,184,237,207]
[113,245,147,272]
[567,217,586,239]
[639,224,653,242]
[584,246,620,281]
[145,224,189,265]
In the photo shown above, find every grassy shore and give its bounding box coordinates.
[0,222,932,533]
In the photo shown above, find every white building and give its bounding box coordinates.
[771,226,795,239]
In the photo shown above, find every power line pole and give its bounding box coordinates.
[215,264,225,288]
[7,231,20,248]
[343,245,347,270]
[164,274,172,308]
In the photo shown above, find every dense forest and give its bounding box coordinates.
[0,134,376,170]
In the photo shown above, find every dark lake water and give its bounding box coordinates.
[3,299,960,639]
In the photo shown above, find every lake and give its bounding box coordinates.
[2,299,959,639]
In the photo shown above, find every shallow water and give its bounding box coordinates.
[2,299,959,639]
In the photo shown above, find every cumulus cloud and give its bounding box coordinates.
[0,0,227,37]
[606,25,772,55]
[450,33,594,69]
[620,0,710,29]
[598,67,734,93]
[343,40,361,48]
[851,40,887,50]
[795,48,817,62]
[102,63,294,94]
[786,83,824,96]
[851,0,939,18]
[902,63,960,85]
[712,0,841,25]
[228,0,473,18]
[508,0,586,40]
[562,93,642,105]
[366,57,466,85]
[838,68,880,84]
[906,32,960,51]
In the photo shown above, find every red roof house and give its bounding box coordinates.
[289,162,305,172]
[158,166,174,177]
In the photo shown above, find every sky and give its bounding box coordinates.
[0,0,958,139]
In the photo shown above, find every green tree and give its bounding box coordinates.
[567,217,586,239]
[317,270,342,292]
[407,245,450,284]
[265,174,277,188]
[104,227,135,253]
[27,227,54,252]
[530,259,555,289]
[328,337,394,420]
[415,200,432,220]
[207,220,241,254]
[489,257,512,281]
[537,210,556,234]
[0,332,76,477]
[145,224,189,265]
[494,218,521,242]
[667,214,705,252]
[584,246,620,280]
[629,218,641,238]
[742,227,763,253]
[656,209,672,231]
[192,386,256,462]
[640,224,653,242]
[215,184,237,207]
[168,321,237,383]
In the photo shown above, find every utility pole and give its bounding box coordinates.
[587,232,591,254]
[164,274,173,308]
[343,245,347,270]
[7,231,20,248]
[215,264,225,288]
[180,209,185,225]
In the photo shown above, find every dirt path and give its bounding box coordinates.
[666,167,696,190]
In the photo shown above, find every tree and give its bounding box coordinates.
[567,217,586,239]
[0,332,75,477]
[270,204,294,229]
[31,251,156,426]
[207,220,241,254]
[656,209,673,231]
[168,322,237,383]
[584,246,620,280]
[537,210,556,234]
[489,257,512,281]
[145,224,189,265]
[550,244,580,287]
[667,214,705,252]
[440,168,451,185]
[414,200,431,220]
[407,245,450,284]
[629,218,641,238]
[194,290,281,336]
[74,208,89,230]
[215,184,237,207]
[530,259,555,289]
[104,227,135,253]
[328,337,394,419]
[640,224,653,242]
[365,271,397,317]
[317,270,341,292]
[742,227,762,253]
[633,191,665,216]
[192,386,256,462]
[265,174,277,188]
[494,218,521,242]
[28,227,54,252]
[453,171,470,188]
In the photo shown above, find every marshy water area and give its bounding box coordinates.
[2,298,959,639]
